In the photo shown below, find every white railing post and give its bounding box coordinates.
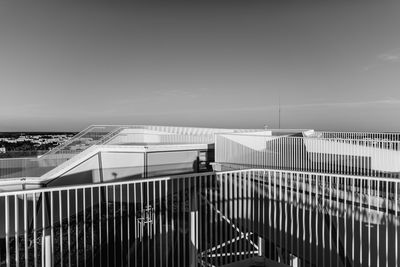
[189,196,199,267]
[44,234,52,267]
[257,236,265,257]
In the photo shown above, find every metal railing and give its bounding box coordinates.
[215,133,400,178]
[40,126,123,159]
[0,126,122,180]
[0,125,259,180]
[0,151,48,159]
[313,131,400,141]
[1,169,399,266]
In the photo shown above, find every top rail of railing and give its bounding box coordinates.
[0,170,213,196]
[2,167,400,197]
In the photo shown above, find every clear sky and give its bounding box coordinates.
[1,0,400,132]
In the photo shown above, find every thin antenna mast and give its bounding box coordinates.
[278,95,281,129]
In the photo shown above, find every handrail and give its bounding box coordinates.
[3,167,400,197]
[39,125,97,157]
[0,170,213,196]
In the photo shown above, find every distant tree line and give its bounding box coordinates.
[0,141,58,158]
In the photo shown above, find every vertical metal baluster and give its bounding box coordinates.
[172,179,176,267]
[235,172,239,262]
[126,184,130,267]
[285,172,288,264]
[91,188,94,267]
[290,172,294,262]
[24,194,28,267]
[329,176,333,267]
[269,171,272,260]
[241,171,244,260]
[15,194,19,267]
[153,181,157,267]
[164,181,168,267]
[59,191,63,267]
[315,175,318,267]
[352,178,355,267]
[296,173,300,264]
[250,170,253,258]
[5,196,10,267]
[368,179,371,267]
[139,182,143,267]
[235,171,243,260]
[98,187,102,267]
[188,177,191,267]
[229,172,234,262]
[279,172,282,263]
[215,174,219,265]
[159,180,163,267]
[395,181,398,267]
[232,171,241,261]
[33,193,37,267]
[200,178,206,264]
[253,170,256,258]
[274,171,277,262]
[148,181,151,267]
[262,170,266,260]
[243,170,246,259]
[211,174,215,263]
[134,183,137,267]
[227,173,231,263]
[344,177,347,267]
[220,173,224,265]
[336,177,339,267]
[386,181,389,267]
[40,192,44,267]
[106,186,109,267]
[299,174,306,264]
[75,189,79,266]
[309,175,312,267]
[359,178,362,266]
[396,181,398,267]
[50,191,54,267]
[245,171,248,259]
[67,190,71,267]
[121,184,124,266]
[251,171,255,258]
[322,175,325,267]
[242,171,246,260]
[253,170,257,258]
[113,185,116,267]
[177,179,180,267]
[222,173,231,264]
[83,189,86,267]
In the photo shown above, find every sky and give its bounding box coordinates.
[1,0,400,132]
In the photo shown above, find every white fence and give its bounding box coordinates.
[216,133,400,178]
[1,169,399,266]
[314,131,400,141]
